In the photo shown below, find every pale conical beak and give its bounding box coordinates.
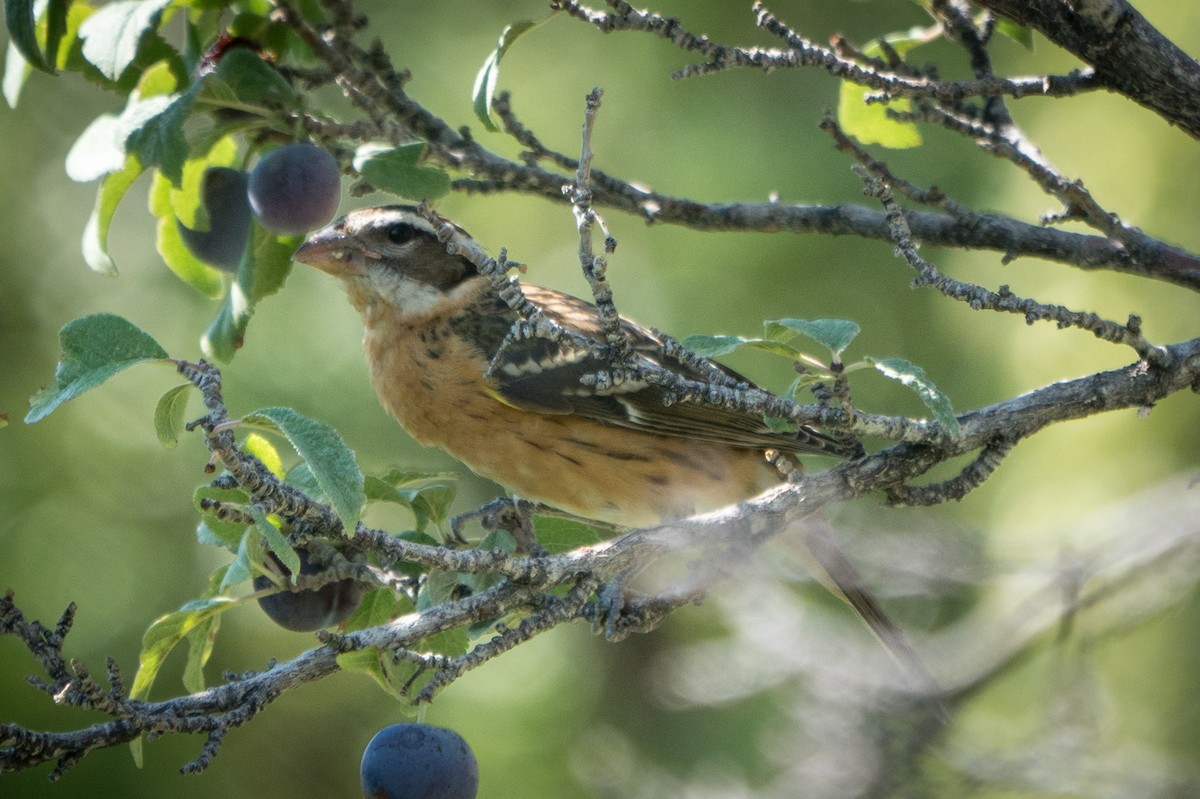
[292,222,367,277]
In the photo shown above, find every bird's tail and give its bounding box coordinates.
[799,516,950,723]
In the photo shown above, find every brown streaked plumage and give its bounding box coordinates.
[295,206,945,713]
[293,205,856,528]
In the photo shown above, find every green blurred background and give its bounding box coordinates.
[3,1,1200,796]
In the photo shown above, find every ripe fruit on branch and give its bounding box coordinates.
[360,724,479,799]
[248,143,341,234]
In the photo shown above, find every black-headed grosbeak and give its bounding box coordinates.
[292,205,859,529]
[294,206,943,703]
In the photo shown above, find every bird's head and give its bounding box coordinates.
[293,205,481,318]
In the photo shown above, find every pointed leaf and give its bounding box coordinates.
[208,46,297,107]
[150,169,224,296]
[353,142,449,201]
[472,19,543,132]
[81,154,145,275]
[220,527,260,590]
[195,484,251,551]
[248,506,299,577]
[531,515,601,554]
[78,0,172,81]
[243,406,365,533]
[336,648,410,701]
[4,40,33,107]
[182,567,223,695]
[681,333,805,361]
[153,382,191,448]
[168,135,239,229]
[680,334,750,358]
[129,596,239,701]
[125,87,196,184]
[870,357,961,436]
[995,19,1034,51]
[836,31,928,149]
[243,432,284,478]
[27,314,168,423]
[763,415,798,433]
[341,587,408,633]
[65,112,127,182]
[5,0,66,74]
[200,221,297,359]
[766,318,861,357]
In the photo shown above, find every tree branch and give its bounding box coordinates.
[976,0,1200,139]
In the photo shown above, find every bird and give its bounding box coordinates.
[293,206,942,708]
[292,205,859,529]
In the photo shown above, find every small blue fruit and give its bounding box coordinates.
[361,724,479,799]
[176,167,251,270]
[254,549,362,632]
[248,142,340,234]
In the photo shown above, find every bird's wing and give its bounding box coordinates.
[483,285,858,458]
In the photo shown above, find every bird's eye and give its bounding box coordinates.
[387,223,416,244]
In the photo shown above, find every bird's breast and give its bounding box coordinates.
[360,310,780,528]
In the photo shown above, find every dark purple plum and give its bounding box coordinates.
[254,548,362,632]
[247,143,340,234]
[360,724,479,799]
[176,167,251,271]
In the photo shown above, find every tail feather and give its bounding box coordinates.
[801,517,950,723]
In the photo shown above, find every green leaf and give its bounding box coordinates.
[44,0,68,74]
[65,112,127,182]
[153,382,191,448]
[422,627,470,658]
[532,515,601,554]
[183,569,226,693]
[3,39,33,107]
[336,648,412,702]
[838,84,920,149]
[169,135,239,229]
[65,60,181,183]
[197,517,249,550]
[149,169,224,297]
[472,18,544,132]
[476,528,517,556]
[5,0,66,74]
[26,314,168,423]
[995,19,1034,51]
[129,596,239,701]
[836,31,928,149]
[220,527,261,590]
[243,406,365,534]
[765,318,861,357]
[248,506,299,578]
[125,87,196,184]
[244,431,284,478]
[200,220,297,359]
[763,415,798,433]
[78,0,172,81]
[416,570,460,612]
[353,143,449,201]
[195,484,251,551]
[680,334,750,358]
[681,333,808,361]
[284,461,324,499]
[870,357,961,436]
[362,471,458,532]
[341,587,408,633]
[81,154,145,275]
[5,0,44,71]
[208,45,297,107]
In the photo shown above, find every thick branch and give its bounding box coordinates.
[976,0,1200,139]
[273,0,1200,292]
